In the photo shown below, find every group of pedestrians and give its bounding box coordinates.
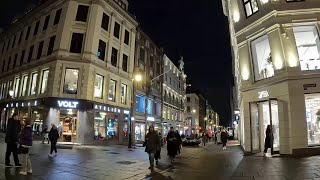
[4,113,60,176]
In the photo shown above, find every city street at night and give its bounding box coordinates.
[2,137,320,180]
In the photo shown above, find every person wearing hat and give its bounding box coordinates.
[5,113,22,167]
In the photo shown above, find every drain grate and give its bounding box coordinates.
[116,161,136,165]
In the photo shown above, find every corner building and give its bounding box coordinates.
[0,0,138,145]
[222,0,320,155]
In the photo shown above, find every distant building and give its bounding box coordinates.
[162,55,186,135]
[206,102,219,131]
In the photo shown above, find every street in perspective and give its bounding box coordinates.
[1,0,320,179]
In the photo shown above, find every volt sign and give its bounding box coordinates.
[57,100,79,108]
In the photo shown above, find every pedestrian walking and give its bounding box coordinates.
[18,119,33,175]
[216,131,222,145]
[42,125,49,144]
[264,125,272,155]
[221,129,228,150]
[5,113,22,167]
[154,132,162,165]
[175,130,182,155]
[214,131,217,144]
[166,127,178,164]
[48,124,59,157]
[202,133,208,146]
[144,125,160,174]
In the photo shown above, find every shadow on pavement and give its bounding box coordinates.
[145,171,174,180]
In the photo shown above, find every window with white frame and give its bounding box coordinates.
[251,35,274,81]
[121,83,127,104]
[243,0,259,17]
[41,69,49,94]
[94,74,104,98]
[30,72,38,95]
[108,79,116,102]
[293,26,320,71]
[13,77,20,97]
[21,75,28,96]
[63,69,79,94]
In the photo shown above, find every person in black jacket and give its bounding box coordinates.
[5,113,22,167]
[48,124,59,157]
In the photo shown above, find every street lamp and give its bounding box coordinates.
[9,90,14,97]
[128,72,142,149]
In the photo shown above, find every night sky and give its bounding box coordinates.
[0,0,233,126]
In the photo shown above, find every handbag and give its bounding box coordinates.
[18,145,29,154]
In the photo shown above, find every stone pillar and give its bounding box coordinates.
[118,112,124,144]
[242,101,252,152]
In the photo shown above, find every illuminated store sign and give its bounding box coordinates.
[6,100,38,108]
[95,104,126,114]
[258,91,269,99]
[57,100,79,108]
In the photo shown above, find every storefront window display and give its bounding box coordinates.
[94,74,103,98]
[123,115,129,141]
[59,109,78,142]
[63,69,79,94]
[305,93,320,145]
[135,123,145,141]
[94,112,119,140]
[251,35,274,81]
[136,95,145,113]
[293,26,320,71]
[41,69,49,94]
[31,109,44,135]
[30,72,38,95]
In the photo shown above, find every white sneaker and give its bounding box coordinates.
[48,154,54,157]
[19,171,27,176]
[28,170,32,174]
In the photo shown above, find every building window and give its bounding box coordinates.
[101,13,109,31]
[34,21,40,36]
[18,31,23,45]
[41,69,49,94]
[293,26,320,71]
[30,72,38,95]
[98,40,106,61]
[47,36,56,55]
[147,99,153,115]
[2,82,6,99]
[20,50,25,66]
[121,83,127,104]
[187,106,191,113]
[140,48,145,61]
[63,69,79,94]
[251,35,274,81]
[27,45,34,63]
[13,77,20,97]
[187,97,190,102]
[12,35,16,48]
[13,54,18,68]
[108,79,116,102]
[70,33,84,53]
[53,9,62,25]
[75,5,89,22]
[124,30,130,45]
[94,74,104,98]
[122,54,128,72]
[2,60,6,72]
[37,41,44,59]
[7,57,11,71]
[43,15,50,31]
[111,47,118,67]
[243,0,258,17]
[136,95,145,113]
[25,26,31,40]
[113,22,120,39]
[21,75,28,97]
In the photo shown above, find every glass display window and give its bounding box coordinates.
[135,123,145,141]
[63,69,79,94]
[30,72,38,95]
[107,115,118,140]
[59,109,78,142]
[41,69,49,94]
[251,35,274,81]
[305,93,320,145]
[94,74,104,98]
[293,26,320,71]
[108,79,116,102]
[94,112,107,140]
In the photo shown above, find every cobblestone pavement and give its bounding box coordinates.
[2,136,320,180]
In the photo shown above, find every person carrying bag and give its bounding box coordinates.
[18,118,33,175]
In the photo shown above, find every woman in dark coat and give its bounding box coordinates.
[264,125,272,155]
[48,124,59,157]
[166,127,177,164]
[175,130,182,155]
[18,119,33,175]
[221,130,228,150]
[145,125,160,173]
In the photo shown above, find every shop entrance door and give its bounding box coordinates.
[250,99,280,154]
